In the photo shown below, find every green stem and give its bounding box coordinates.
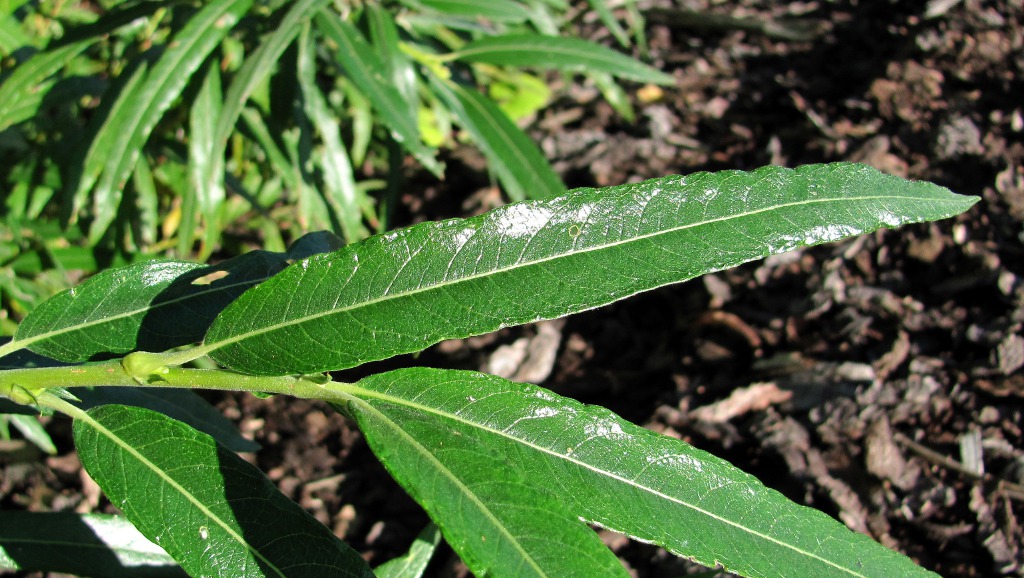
[37,391,93,423]
[0,339,25,360]
[0,361,356,407]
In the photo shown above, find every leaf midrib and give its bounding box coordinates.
[344,382,868,577]
[205,192,946,356]
[5,272,266,357]
[345,395,550,577]
[458,38,635,67]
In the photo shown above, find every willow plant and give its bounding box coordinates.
[0,163,976,577]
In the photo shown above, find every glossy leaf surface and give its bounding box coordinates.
[74,404,373,578]
[344,368,937,577]
[12,260,203,361]
[9,233,335,362]
[455,34,674,84]
[205,163,977,375]
[340,373,629,578]
[0,511,184,577]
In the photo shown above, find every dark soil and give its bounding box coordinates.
[3,1,1023,576]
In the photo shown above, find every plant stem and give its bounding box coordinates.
[0,339,26,360]
[0,361,354,406]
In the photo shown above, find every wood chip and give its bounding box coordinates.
[690,382,792,423]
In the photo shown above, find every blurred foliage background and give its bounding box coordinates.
[0,0,671,335]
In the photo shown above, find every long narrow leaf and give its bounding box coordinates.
[365,5,418,121]
[0,512,184,578]
[298,26,367,243]
[8,414,56,454]
[406,0,531,23]
[430,77,563,201]
[343,368,936,577]
[69,0,253,245]
[0,0,171,129]
[64,57,150,228]
[454,33,674,84]
[74,404,373,578]
[203,163,977,375]
[187,60,224,258]
[200,0,333,239]
[586,0,630,47]
[314,12,443,176]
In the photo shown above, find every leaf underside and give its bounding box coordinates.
[0,511,184,578]
[74,405,373,578]
[205,163,977,375]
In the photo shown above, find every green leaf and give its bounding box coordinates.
[430,78,563,201]
[74,404,374,578]
[373,523,442,578]
[240,107,300,191]
[204,163,977,375]
[0,1,168,131]
[364,5,418,121]
[7,413,56,454]
[314,12,443,177]
[0,14,32,55]
[200,0,334,244]
[408,0,531,23]
[74,387,259,452]
[12,260,204,361]
[586,0,630,47]
[590,70,635,122]
[339,374,628,578]
[7,232,335,361]
[0,40,93,131]
[67,0,253,245]
[453,33,674,85]
[130,155,160,249]
[298,25,367,244]
[187,60,224,258]
[344,367,937,577]
[0,511,185,578]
